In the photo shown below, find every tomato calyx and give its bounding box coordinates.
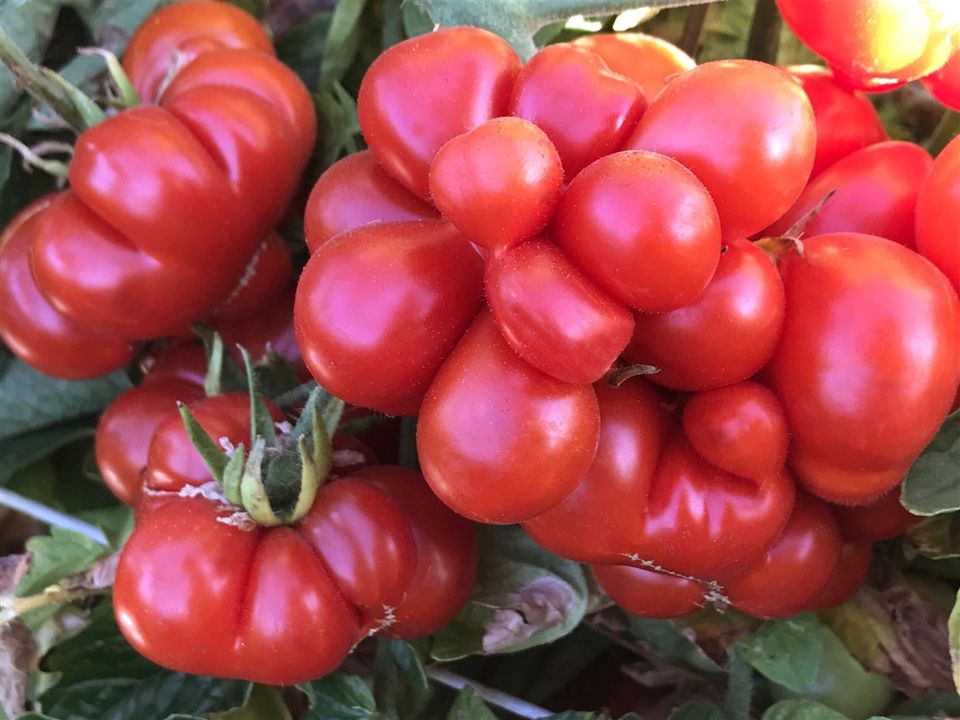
[77,47,140,109]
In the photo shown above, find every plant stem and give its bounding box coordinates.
[679,4,709,58]
[0,488,109,546]
[425,666,553,719]
[744,0,781,63]
[927,109,959,156]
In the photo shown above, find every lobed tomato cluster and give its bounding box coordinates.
[295,26,959,619]
[0,1,314,379]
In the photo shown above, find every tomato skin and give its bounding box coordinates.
[834,489,920,541]
[206,232,290,321]
[304,151,436,253]
[775,0,960,91]
[418,311,601,524]
[122,0,274,103]
[552,150,721,312]
[726,493,842,618]
[591,564,704,618]
[810,538,872,610]
[627,60,816,240]
[358,26,521,199]
[682,381,789,483]
[485,239,635,384]
[294,221,484,416]
[786,65,888,178]
[509,44,647,179]
[767,233,960,504]
[571,32,695,101]
[522,379,671,564]
[765,141,933,249]
[916,135,960,294]
[0,197,137,379]
[922,49,960,110]
[430,118,564,255]
[623,242,783,390]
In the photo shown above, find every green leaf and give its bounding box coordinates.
[0,0,60,118]
[15,527,108,596]
[446,687,498,720]
[0,423,94,485]
[736,613,823,693]
[431,526,588,661]
[902,411,960,516]
[761,700,849,720]
[275,12,334,90]
[300,673,377,720]
[39,600,250,720]
[374,639,432,720]
[671,703,727,720]
[950,589,960,694]
[319,0,369,90]
[210,684,291,720]
[626,616,724,674]
[905,513,960,559]
[411,0,718,60]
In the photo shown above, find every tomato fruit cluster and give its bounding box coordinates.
[0,0,314,379]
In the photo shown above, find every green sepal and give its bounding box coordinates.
[222,443,247,506]
[194,326,246,397]
[240,346,277,446]
[78,47,140,108]
[178,402,228,484]
[240,438,282,526]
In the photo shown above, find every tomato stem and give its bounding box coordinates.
[78,47,140,109]
[0,133,70,178]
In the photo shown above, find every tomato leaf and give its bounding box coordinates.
[735,613,823,693]
[14,527,108,597]
[760,700,848,720]
[905,513,960,560]
[373,639,431,720]
[0,423,94,485]
[724,645,752,720]
[0,0,59,118]
[445,687,498,720]
[431,526,588,661]
[410,0,719,60]
[670,702,727,720]
[318,0,369,90]
[300,673,377,720]
[209,685,292,720]
[625,615,726,674]
[902,411,960,517]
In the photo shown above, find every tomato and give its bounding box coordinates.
[810,538,872,610]
[834,489,920,541]
[786,65,888,178]
[591,564,704,619]
[623,242,783,390]
[916,135,960,294]
[485,239,634,384]
[115,394,476,684]
[922,49,960,110]
[726,493,841,618]
[509,44,646,179]
[626,60,816,240]
[552,150,721,312]
[775,0,960,91]
[418,311,600,524]
[205,232,290,321]
[215,286,305,376]
[358,26,521,199]
[0,197,137,379]
[767,233,960,504]
[429,117,563,256]
[304,151,436,253]
[294,221,484,416]
[682,381,788,483]
[571,32,695,101]
[765,141,933,249]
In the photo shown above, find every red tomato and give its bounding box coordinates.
[775,0,960,91]
[215,286,304,376]
[294,221,484,416]
[786,65,888,178]
[509,44,647,179]
[916,135,960,294]
[304,151,436,253]
[592,564,704,618]
[429,117,564,255]
[767,233,960,504]
[418,311,601,524]
[358,26,521,199]
[682,381,789,483]
[810,539,872,610]
[765,141,933,249]
[726,493,842,618]
[627,60,816,240]
[572,32,695,101]
[485,239,634,384]
[623,242,783,390]
[922,49,960,109]
[552,150,721,312]
[205,231,291,321]
[0,197,137,379]
[835,489,921,541]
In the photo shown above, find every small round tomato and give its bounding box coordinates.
[552,150,721,312]
[592,564,705,619]
[767,233,960,504]
[922,49,960,110]
[623,242,783,390]
[509,43,647,179]
[358,26,521,199]
[294,221,484,416]
[304,151,436,253]
[485,239,634,384]
[916,135,960,294]
[627,60,816,239]
[765,141,933,249]
[786,65,888,178]
[429,117,563,256]
[418,311,601,524]
[572,32,695,100]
